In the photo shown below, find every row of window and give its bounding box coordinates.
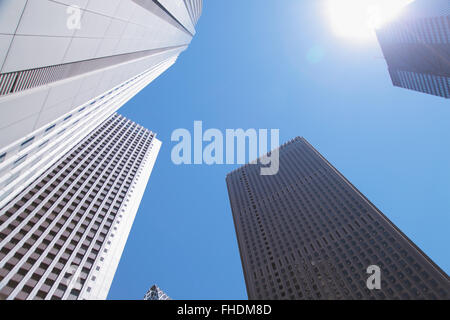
[0,115,154,300]
[0,64,154,172]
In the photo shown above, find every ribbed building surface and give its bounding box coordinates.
[0,58,174,208]
[0,0,202,207]
[227,137,450,300]
[144,284,171,300]
[376,0,450,98]
[0,114,161,300]
[183,0,203,26]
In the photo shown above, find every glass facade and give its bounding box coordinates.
[376,0,450,98]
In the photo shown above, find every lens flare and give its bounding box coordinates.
[327,0,414,41]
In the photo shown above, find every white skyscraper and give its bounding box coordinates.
[0,0,202,299]
[0,0,202,207]
[1,113,162,300]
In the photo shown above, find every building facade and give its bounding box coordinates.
[375,0,450,98]
[144,284,171,300]
[0,0,202,207]
[0,114,161,300]
[226,137,450,300]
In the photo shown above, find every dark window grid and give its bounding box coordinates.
[0,117,153,300]
[0,116,125,224]
[0,117,133,297]
[233,139,449,299]
[42,123,151,300]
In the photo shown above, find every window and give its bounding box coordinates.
[13,154,27,168]
[38,140,50,149]
[45,124,56,134]
[20,136,35,149]
[0,152,6,163]
[63,114,72,121]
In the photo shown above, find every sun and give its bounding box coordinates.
[327,0,414,41]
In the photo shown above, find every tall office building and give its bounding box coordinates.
[227,137,450,300]
[0,0,202,300]
[0,0,202,207]
[0,113,161,300]
[375,0,450,98]
[144,284,171,300]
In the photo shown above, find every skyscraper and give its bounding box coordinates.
[144,284,172,300]
[0,113,161,300]
[0,0,202,207]
[375,0,450,98]
[226,137,450,300]
[0,0,202,300]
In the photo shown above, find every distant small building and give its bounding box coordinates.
[144,285,172,300]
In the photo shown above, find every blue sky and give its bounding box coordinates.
[107,0,450,299]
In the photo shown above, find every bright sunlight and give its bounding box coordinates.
[327,0,415,41]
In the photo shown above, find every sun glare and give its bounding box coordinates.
[327,0,414,41]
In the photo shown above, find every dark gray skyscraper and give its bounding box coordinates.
[226,137,450,300]
[376,0,450,98]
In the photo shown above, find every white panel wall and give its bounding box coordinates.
[0,35,13,67]
[158,0,196,35]
[0,0,193,73]
[0,0,196,152]
[0,0,27,35]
